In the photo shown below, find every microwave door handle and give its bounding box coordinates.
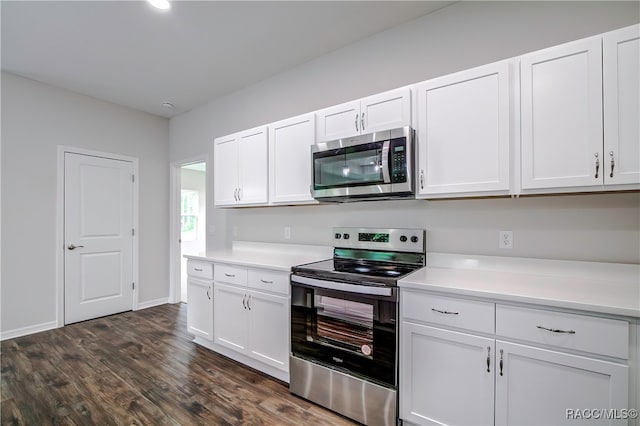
[381,140,391,183]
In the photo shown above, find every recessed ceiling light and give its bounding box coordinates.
[162,102,174,109]
[148,0,171,11]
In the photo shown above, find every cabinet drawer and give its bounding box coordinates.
[186,260,213,280]
[214,264,248,286]
[248,269,290,295]
[496,304,629,359]
[402,290,495,334]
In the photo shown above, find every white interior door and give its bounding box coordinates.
[64,153,134,324]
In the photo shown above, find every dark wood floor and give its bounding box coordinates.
[1,303,356,425]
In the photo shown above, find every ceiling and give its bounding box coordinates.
[1,1,454,118]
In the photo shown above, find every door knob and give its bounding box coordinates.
[67,244,85,250]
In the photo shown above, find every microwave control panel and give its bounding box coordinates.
[390,138,407,183]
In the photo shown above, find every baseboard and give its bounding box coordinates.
[135,297,169,310]
[1,321,58,341]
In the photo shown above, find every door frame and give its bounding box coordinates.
[169,154,208,304]
[56,146,139,328]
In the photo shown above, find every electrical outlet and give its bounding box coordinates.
[284,226,291,240]
[499,231,513,249]
[208,225,216,234]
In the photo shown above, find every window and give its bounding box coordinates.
[181,190,199,241]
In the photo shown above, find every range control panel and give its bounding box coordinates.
[333,227,425,253]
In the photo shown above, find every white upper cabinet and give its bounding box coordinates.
[415,61,513,198]
[213,133,239,207]
[520,36,604,190]
[315,87,411,142]
[603,24,640,187]
[213,126,268,207]
[268,113,317,205]
[237,127,269,205]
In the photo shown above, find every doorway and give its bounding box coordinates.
[179,162,207,303]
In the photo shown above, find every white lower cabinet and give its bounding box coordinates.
[401,322,495,425]
[186,260,214,341]
[495,340,628,426]
[213,265,290,374]
[400,290,632,426]
[213,283,249,351]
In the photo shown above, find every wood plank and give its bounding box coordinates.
[1,303,356,425]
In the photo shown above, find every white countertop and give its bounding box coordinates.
[399,253,640,318]
[184,241,332,272]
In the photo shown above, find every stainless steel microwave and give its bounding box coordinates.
[311,127,414,202]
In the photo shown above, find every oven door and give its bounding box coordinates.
[313,139,389,191]
[290,277,397,388]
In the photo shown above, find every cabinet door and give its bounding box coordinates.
[213,134,239,206]
[416,62,511,197]
[495,340,629,426]
[247,290,289,372]
[237,126,268,206]
[521,36,603,190]
[186,277,213,340]
[361,87,411,134]
[213,283,249,353]
[400,322,495,426]
[315,100,360,142]
[268,114,317,204]
[604,24,640,186]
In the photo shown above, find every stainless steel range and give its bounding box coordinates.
[290,227,426,425]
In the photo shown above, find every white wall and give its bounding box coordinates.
[169,1,640,263]
[1,72,170,335]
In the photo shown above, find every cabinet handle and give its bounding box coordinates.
[194,268,203,272]
[247,295,252,310]
[260,279,273,284]
[361,112,365,131]
[206,287,211,300]
[536,325,576,334]
[355,113,359,132]
[594,153,600,179]
[420,170,425,190]
[233,188,238,201]
[486,346,491,373]
[225,273,236,278]
[499,349,504,376]
[242,295,247,310]
[609,151,615,178]
[431,308,459,315]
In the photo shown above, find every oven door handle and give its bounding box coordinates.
[291,275,393,296]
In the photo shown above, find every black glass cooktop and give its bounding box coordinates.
[292,258,423,286]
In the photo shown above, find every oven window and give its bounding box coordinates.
[314,146,383,189]
[313,295,374,357]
